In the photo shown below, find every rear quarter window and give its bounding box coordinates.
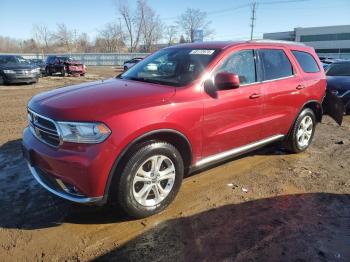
[292,50,320,73]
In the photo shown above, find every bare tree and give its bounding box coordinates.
[97,22,125,52]
[32,24,51,52]
[177,8,213,42]
[51,23,74,52]
[76,32,91,53]
[139,0,163,52]
[165,25,178,46]
[0,36,21,52]
[117,0,143,52]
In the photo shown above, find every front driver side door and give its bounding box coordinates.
[202,49,265,159]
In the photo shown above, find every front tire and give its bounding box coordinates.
[117,142,184,218]
[285,108,316,153]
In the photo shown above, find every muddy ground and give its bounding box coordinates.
[0,67,349,262]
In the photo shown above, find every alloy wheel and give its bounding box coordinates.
[132,155,176,207]
[296,115,313,148]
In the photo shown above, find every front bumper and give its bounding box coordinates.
[5,75,38,84]
[22,127,118,205]
[27,163,103,204]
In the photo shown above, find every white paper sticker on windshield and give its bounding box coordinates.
[189,50,215,55]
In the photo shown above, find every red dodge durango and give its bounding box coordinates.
[22,41,342,218]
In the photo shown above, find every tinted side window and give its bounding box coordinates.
[292,50,320,73]
[259,49,293,81]
[217,50,256,85]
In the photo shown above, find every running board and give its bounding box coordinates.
[195,134,285,167]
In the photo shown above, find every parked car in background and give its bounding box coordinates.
[45,56,86,76]
[0,55,40,84]
[28,59,46,76]
[23,41,343,218]
[322,62,330,71]
[326,60,350,114]
[123,57,143,71]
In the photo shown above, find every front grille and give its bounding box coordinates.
[28,109,60,147]
[14,69,35,78]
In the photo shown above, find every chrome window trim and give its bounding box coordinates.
[339,90,350,98]
[28,108,62,147]
[195,134,285,167]
[259,74,296,84]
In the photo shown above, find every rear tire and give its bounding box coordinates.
[61,68,66,77]
[285,108,316,153]
[346,107,350,115]
[116,142,184,218]
[0,75,4,85]
[45,67,52,76]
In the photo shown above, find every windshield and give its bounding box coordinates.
[0,56,29,65]
[58,57,72,62]
[120,48,220,87]
[326,63,350,76]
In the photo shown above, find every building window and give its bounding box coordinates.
[300,33,350,42]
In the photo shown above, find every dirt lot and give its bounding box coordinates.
[0,67,349,261]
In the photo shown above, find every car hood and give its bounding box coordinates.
[29,78,175,121]
[65,60,83,65]
[327,76,350,91]
[0,63,34,70]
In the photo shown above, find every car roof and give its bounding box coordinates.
[167,40,311,51]
[331,60,350,64]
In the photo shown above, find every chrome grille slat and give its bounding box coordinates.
[28,109,60,147]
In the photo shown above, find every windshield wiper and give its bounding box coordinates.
[127,77,167,85]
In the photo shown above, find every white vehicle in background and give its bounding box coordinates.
[123,57,143,71]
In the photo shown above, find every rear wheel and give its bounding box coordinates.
[0,75,4,85]
[285,108,316,153]
[45,67,51,76]
[117,142,184,218]
[61,67,66,77]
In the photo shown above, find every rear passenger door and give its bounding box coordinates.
[257,48,304,138]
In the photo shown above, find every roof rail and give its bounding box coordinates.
[249,39,306,46]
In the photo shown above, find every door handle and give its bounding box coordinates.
[296,85,305,90]
[249,93,262,99]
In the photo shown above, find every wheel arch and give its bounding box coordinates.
[103,129,193,203]
[287,100,322,138]
[302,100,323,123]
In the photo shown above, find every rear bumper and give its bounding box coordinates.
[22,127,118,204]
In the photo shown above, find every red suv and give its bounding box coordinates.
[22,41,342,218]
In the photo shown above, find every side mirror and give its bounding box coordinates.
[215,72,240,90]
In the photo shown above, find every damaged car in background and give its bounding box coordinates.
[45,55,86,76]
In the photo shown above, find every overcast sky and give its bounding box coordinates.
[0,0,349,41]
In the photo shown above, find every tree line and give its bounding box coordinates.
[0,0,213,54]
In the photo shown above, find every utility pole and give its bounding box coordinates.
[250,1,257,40]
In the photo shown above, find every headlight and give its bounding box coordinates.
[3,70,16,74]
[57,122,111,144]
[31,68,40,74]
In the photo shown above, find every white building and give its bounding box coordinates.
[263,25,350,59]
